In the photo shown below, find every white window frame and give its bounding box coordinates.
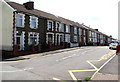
[46,32,54,44]
[65,34,70,42]
[60,23,64,32]
[83,30,86,35]
[89,31,91,37]
[28,32,39,45]
[92,32,94,37]
[74,35,78,42]
[16,31,25,50]
[56,22,60,32]
[74,27,77,34]
[16,13,25,27]
[66,24,70,33]
[55,33,60,45]
[78,28,81,35]
[47,20,54,31]
[60,34,64,42]
[30,16,38,29]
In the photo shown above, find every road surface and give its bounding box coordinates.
[1,46,116,80]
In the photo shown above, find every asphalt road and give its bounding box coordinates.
[1,46,116,80]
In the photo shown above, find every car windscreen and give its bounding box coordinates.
[111,41,119,44]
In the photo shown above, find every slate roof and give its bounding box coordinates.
[7,1,82,27]
[6,1,111,38]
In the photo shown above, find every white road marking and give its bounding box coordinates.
[0,68,32,73]
[56,54,77,62]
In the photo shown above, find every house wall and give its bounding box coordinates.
[15,13,47,51]
[0,0,14,51]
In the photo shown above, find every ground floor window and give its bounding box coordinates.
[55,34,60,45]
[65,34,70,43]
[89,38,92,42]
[48,34,53,42]
[74,35,78,42]
[46,32,54,44]
[55,34,64,45]
[60,34,64,42]
[28,32,39,45]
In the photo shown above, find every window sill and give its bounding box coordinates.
[30,27,38,29]
[16,26,24,28]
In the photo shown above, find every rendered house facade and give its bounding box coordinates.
[1,0,113,57]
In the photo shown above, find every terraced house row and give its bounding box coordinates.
[1,0,114,57]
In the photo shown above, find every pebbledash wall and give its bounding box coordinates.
[1,0,113,57]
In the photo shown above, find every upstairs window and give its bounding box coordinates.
[74,27,77,34]
[56,22,60,31]
[47,20,53,31]
[89,31,91,37]
[16,13,25,27]
[95,33,97,38]
[92,32,94,37]
[60,23,64,32]
[78,28,81,35]
[66,24,70,33]
[83,30,86,35]
[30,16,38,29]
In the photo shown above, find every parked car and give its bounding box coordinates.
[116,45,120,55]
[109,41,119,50]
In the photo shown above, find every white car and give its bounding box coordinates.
[109,41,119,49]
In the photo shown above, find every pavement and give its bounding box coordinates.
[2,47,81,61]
[92,53,120,81]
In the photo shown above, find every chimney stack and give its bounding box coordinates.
[94,29,98,31]
[23,1,34,10]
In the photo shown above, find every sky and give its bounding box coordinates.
[9,0,119,39]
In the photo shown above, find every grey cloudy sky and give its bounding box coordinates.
[9,0,119,39]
